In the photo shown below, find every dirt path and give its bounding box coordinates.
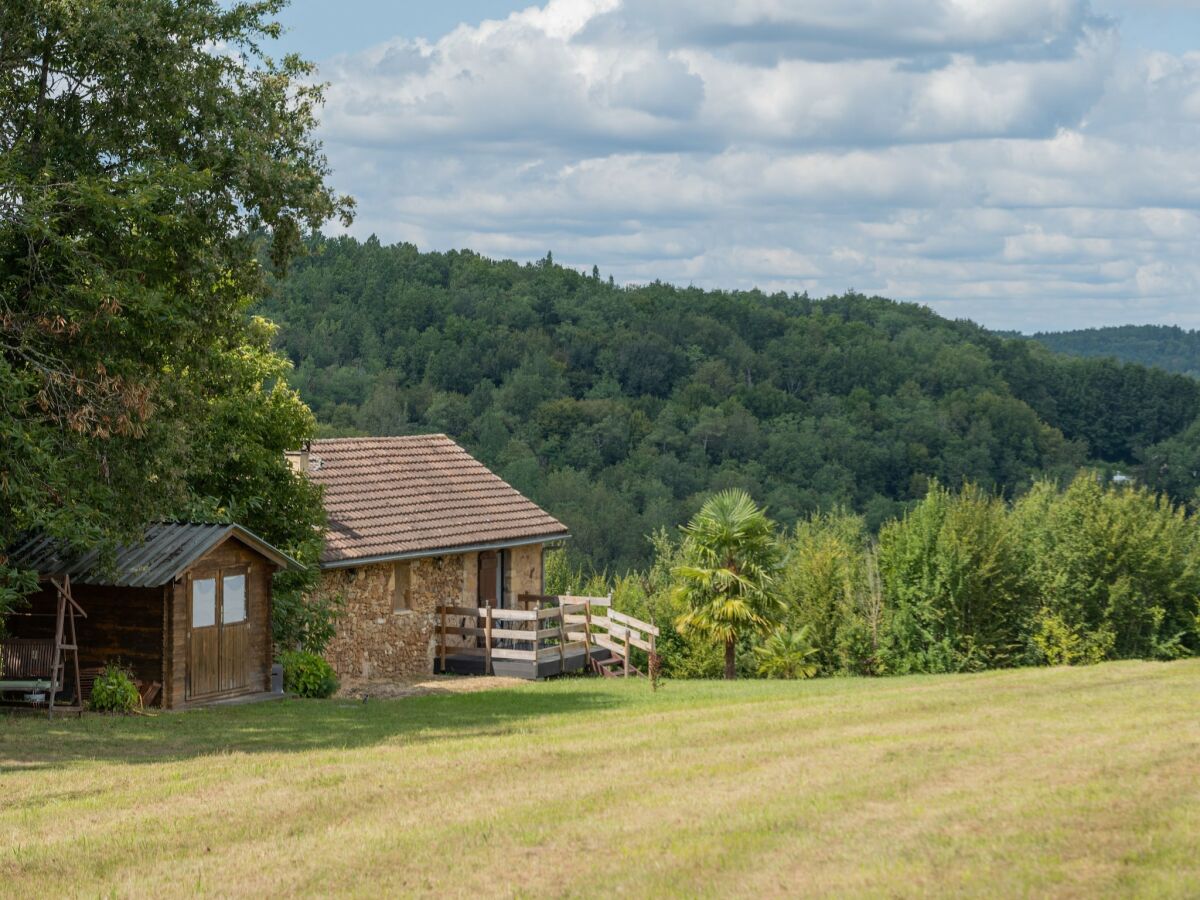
[335,674,528,701]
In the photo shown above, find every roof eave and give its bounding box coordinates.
[128,525,304,586]
[8,523,303,588]
[319,531,571,570]
[215,525,305,576]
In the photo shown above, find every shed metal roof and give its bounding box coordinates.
[6,523,300,588]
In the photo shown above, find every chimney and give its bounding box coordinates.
[285,441,312,475]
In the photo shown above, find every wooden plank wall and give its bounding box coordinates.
[8,584,166,690]
[9,536,277,710]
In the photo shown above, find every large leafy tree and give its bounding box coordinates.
[0,0,351,615]
[878,481,1032,673]
[1014,474,1200,661]
[673,489,782,679]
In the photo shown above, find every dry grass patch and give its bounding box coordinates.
[335,674,529,701]
[2,661,1198,898]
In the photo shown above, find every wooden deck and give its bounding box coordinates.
[434,643,609,679]
[435,594,658,681]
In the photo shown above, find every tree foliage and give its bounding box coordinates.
[258,236,1200,573]
[779,509,869,674]
[0,1,351,617]
[585,477,1200,679]
[1014,476,1200,662]
[879,482,1032,673]
[1032,325,1200,379]
[672,490,782,679]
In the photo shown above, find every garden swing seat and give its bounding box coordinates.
[0,576,86,717]
[0,639,58,701]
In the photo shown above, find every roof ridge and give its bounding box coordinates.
[310,433,452,446]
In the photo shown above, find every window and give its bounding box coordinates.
[222,573,247,624]
[192,577,216,628]
[393,561,412,612]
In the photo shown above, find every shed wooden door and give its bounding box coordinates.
[188,569,251,699]
[218,571,249,693]
[188,576,221,697]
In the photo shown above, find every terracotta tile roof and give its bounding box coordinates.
[305,435,569,567]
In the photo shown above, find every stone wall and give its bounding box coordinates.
[506,543,544,601]
[317,554,464,679]
[315,545,547,679]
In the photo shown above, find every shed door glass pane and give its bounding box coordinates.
[223,574,247,624]
[192,578,217,628]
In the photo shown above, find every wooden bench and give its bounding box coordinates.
[0,639,57,698]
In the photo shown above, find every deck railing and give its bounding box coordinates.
[436,594,659,677]
[554,596,659,677]
[434,602,591,675]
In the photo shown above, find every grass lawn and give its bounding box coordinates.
[2,661,1199,898]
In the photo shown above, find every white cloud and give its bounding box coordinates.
[314,0,1200,330]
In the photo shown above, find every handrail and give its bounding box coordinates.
[608,608,659,637]
[436,594,657,676]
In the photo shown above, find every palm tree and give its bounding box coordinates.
[673,489,782,679]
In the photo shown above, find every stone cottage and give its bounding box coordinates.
[291,435,570,680]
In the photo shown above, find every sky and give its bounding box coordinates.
[268,0,1200,332]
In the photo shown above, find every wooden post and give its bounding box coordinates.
[557,607,567,673]
[649,630,658,689]
[67,576,81,712]
[439,604,447,674]
[582,601,592,668]
[623,626,631,678]
[484,606,493,676]
[48,578,66,719]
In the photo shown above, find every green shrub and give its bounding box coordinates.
[780,510,865,675]
[1016,475,1200,661]
[879,481,1033,674]
[753,626,819,679]
[1030,610,1114,666]
[89,663,140,713]
[279,650,338,698]
[273,585,344,655]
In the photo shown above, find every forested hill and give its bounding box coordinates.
[1031,325,1200,378]
[258,237,1200,571]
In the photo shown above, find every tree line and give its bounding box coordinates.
[1032,325,1200,379]
[552,477,1200,679]
[260,236,1200,573]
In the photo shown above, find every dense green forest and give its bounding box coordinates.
[1031,325,1200,379]
[557,476,1200,679]
[258,237,1200,572]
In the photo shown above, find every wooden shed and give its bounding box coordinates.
[4,524,298,709]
